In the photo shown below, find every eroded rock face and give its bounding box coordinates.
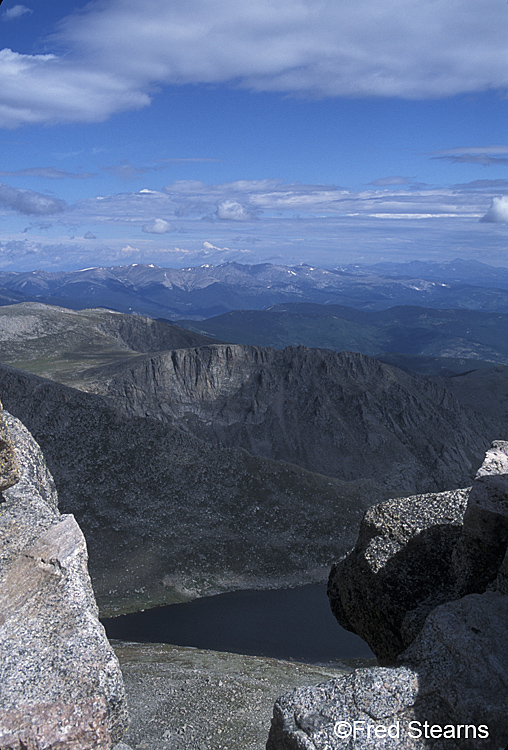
[82,344,489,495]
[0,410,128,748]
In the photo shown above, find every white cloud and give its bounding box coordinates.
[216,200,257,221]
[73,178,492,233]
[0,48,149,128]
[119,244,141,256]
[0,183,66,215]
[2,0,508,126]
[480,196,508,223]
[142,218,174,234]
[2,5,32,21]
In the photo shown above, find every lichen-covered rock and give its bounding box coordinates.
[400,591,508,749]
[267,667,423,750]
[0,401,19,492]
[327,487,469,662]
[0,411,128,748]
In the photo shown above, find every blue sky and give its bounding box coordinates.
[1,0,508,271]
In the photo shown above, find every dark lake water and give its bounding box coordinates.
[102,583,374,664]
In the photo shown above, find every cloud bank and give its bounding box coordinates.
[2,0,508,125]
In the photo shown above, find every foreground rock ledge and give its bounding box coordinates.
[0,409,128,749]
[267,442,508,749]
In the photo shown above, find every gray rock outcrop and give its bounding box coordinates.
[267,442,508,749]
[327,486,470,662]
[0,407,128,748]
[327,440,508,662]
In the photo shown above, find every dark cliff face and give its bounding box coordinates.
[85,344,493,495]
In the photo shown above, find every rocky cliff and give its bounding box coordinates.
[0,401,128,748]
[267,442,508,749]
[80,344,491,495]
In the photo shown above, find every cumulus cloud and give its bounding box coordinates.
[2,5,32,21]
[2,0,508,126]
[216,200,257,221]
[0,183,67,215]
[142,218,174,234]
[480,196,508,223]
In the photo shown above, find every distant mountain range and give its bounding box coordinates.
[341,257,508,290]
[3,258,508,319]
